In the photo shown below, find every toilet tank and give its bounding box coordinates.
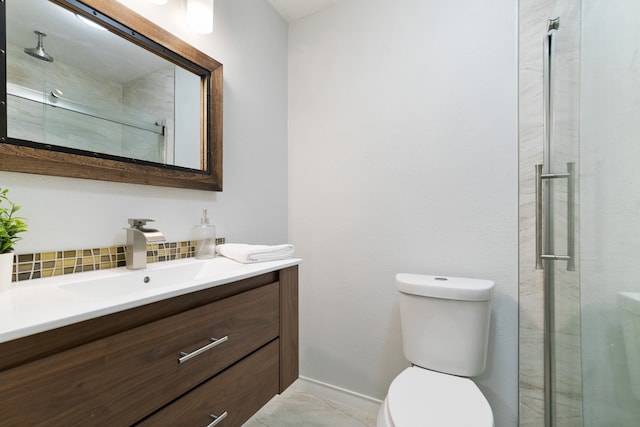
[396,274,494,377]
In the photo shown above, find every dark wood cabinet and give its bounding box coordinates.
[137,340,280,427]
[0,265,298,427]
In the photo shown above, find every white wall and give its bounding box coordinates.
[2,0,289,253]
[288,0,519,425]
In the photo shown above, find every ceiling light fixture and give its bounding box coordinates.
[76,14,107,31]
[187,0,214,34]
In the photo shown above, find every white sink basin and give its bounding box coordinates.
[59,260,207,298]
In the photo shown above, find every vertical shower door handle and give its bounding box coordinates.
[536,164,544,270]
[535,162,575,271]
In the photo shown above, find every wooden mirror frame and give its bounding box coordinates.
[0,0,223,191]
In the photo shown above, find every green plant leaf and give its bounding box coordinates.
[0,188,28,254]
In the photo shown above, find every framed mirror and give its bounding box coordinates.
[0,0,223,191]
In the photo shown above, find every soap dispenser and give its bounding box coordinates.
[194,208,216,259]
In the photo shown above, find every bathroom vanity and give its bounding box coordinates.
[0,259,299,426]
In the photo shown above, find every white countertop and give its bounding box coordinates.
[0,256,301,343]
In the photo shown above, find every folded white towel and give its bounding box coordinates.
[215,243,295,264]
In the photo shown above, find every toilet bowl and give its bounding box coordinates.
[378,274,495,427]
[377,367,493,427]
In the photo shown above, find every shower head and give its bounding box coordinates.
[24,31,54,63]
[547,17,560,33]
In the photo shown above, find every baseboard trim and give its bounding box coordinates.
[289,376,383,416]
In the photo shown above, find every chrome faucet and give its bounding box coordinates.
[125,218,166,270]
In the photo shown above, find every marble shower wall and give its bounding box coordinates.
[123,66,175,163]
[519,1,552,424]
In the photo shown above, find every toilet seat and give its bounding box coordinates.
[385,367,493,427]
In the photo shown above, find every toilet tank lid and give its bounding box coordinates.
[396,274,494,301]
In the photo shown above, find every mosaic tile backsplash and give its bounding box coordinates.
[11,238,226,283]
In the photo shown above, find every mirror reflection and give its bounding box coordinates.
[6,0,203,170]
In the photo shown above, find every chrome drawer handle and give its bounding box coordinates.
[178,336,229,364]
[206,411,228,427]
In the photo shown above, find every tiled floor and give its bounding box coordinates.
[243,387,379,427]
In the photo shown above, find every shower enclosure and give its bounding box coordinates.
[528,0,640,425]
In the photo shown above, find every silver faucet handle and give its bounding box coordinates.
[128,218,155,227]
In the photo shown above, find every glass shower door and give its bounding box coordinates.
[576,0,640,424]
[544,0,640,425]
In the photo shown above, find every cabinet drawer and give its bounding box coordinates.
[137,339,280,427]
[0,282,279,426]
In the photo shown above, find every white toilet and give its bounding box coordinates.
[377,273,495,427]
